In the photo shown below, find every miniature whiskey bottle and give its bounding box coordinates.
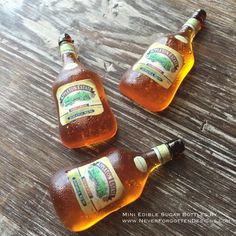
[52,34,117,148]
[119,9,206,112]
[49,139,185,231]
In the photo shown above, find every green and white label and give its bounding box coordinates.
[56,79,104,125]
[67,157,124,214]
[133,42,184,89]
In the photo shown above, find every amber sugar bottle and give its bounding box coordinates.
[119,9,206,112]
[52,34,117,148]
[49,139,185,232]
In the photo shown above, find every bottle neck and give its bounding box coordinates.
[60,42,79,68]
[143,144,173,173]
[179,17,203,41]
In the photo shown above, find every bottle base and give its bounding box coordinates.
[119,84,171,112]
[60,123,118,149]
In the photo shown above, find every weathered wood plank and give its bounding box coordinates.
[0,0,235,235]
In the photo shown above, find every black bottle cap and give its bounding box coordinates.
[191,9,207,23]
[166,139,185,158]
[58,33,74,46]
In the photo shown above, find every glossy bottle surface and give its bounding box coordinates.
[119,10,206,112]
[53,34,117,148]
[49,139,185,231]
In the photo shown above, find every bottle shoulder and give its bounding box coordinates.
[154,34,193,52]
[53,67,103,90]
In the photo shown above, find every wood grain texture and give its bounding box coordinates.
[0,0,235,235]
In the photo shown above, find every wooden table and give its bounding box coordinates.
[0,1,235,235]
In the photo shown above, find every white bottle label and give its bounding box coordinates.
[134,156,147,173]
[67,157,124,214]
[174,35,188,44]
[63,62,79,70]
[56,79,104,125]
[133,42,184,89]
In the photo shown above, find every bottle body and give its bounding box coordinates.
[119,10,206,112]
[53,68,117,148]
[119,35,194,112]
[49,148,147,231]
[53,34,117,148]
[49,139,185,231]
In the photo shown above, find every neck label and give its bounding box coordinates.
[134,156,147,173]
[63,62,78,70]
[183,18,201,35]
[174,35,188,44]
[60,42,76,56]
[152,144,171,165]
